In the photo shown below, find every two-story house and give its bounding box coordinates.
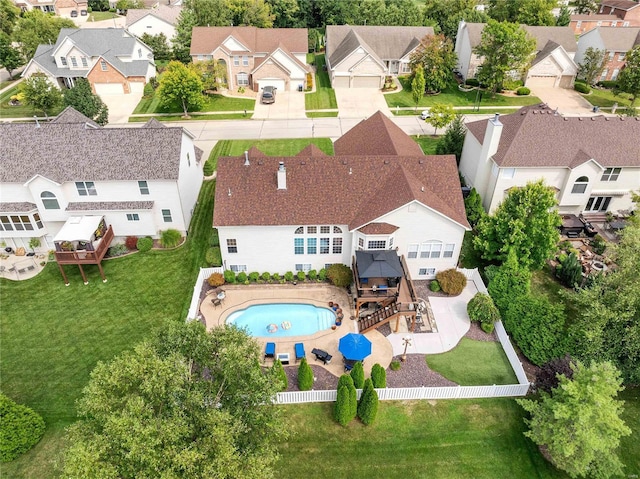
[459,105,640,215]
[575,26,640,81]
[190,26,310,92]
[126,5,182,44]
[570,0,640,34]
[213,112,470,281]
[0,108,203,254]
[22,28,156,96]
[13,0,88,20]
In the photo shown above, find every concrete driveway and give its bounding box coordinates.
[334,88,391,119]
[101,92,143,124]
[253,90,306,119]
[530,86,594,116]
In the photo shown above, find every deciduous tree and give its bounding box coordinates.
[0,33,24,79]
[573,0,598,15]
[577,47,607,86]
[19,73,62,117]
[424,102,455,135]
[410,33,457,93]
[0,0,20,37]
[474,180,561,269]
[228,0,274,27]
[190,58,227,90]
[13,10,76,59]
[435,113,466,164]
[474,20,536,97]
[488,0,555,25]
[140,33,171,61]
[463,187,485,227]
[266,0,301,27]
[615,45,640,106]
[381,0,422,26]
[63,78,109,125]
[422,0,488,40]
[518,361,631,478]
[158,60,204,117]
[411,64,425,110]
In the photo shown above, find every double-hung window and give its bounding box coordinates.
[294,237,304,254]
[601,168,621,181]
[138,180,150,195]
[76,181,97,196]
[307,238,317,254]
[421,242,442,258]
[320,237,330,254]
[126,213,139,221]
[408,244,418,259]
[227,239,238,253]
[162,209,172,222]
[242,55,249,66]
[332,238,342,254]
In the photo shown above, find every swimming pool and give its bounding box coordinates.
[226,303,335,337]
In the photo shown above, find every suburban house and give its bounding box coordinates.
[575,26,640,81]
[454,21,578,89]
[189,26,310,92]
[126,5,182,44]
[570,0,640,34]
[0,107,203,257]
[22,28,156,95]
[458,105,640,215]
[325,25,434,88]
[54,0,88,21]
[213,111,470,285]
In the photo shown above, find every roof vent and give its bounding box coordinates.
[228,188,232,197]
[300,160,306,165]
[578,118,583,121]
[349,167,352,175]
[605,117,609,121]
[244,150,250,166]
[258,160,264,165]
[384,159,389,164]
[342,160,347,165]
[494,113,500,122]
[419,159,424,164]
[421,186,424,192]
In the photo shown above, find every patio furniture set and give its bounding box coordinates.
[210,288,226,308]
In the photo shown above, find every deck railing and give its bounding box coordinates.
[54,225,114,264]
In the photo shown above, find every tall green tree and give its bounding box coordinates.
[158,60,204,117]
[0,0,20,37]
[228,0,275,27]
[474,20,536,97]
[424,102,455,135]
[63,78,109,126]
[573,0,598,15]
[266,0,301,27]
[577,47,607,86]
[435,113,466,164]
[13,10,76,59]
[486,248,531,314]
[357,378,379,425]
[615,45,640,106]
[423,0,488,41]
[19,73,63,117]
[337,374,357,420]
[173,0,230,61]
[350,361,365,389]
[190,58,227,90]
[0,33,24,79]
[517,361,631,479]
[410,33,457,93]
[474,180,560,270]
[140,33,171,61]
[382,0,422,26]
[555,5,571,26]
[411,64,425,111]
[488,0,555,25]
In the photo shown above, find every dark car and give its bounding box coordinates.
[261,86,276,104]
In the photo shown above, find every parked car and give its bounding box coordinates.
[419,109,431,120]
[261,86,276,104]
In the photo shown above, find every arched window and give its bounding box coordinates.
[295,226,304,234]
[41,191,59,210]
[571,176,589,194]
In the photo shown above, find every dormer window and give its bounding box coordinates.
[100,60,108,71]
[571,176,589,194]
[70,56,78,68]
[60,57,67,66]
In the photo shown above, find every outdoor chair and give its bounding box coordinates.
[264,342,276,360]
[294,343,305,362]
[211,298,222,307]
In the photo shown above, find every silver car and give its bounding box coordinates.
[261,86,276,104]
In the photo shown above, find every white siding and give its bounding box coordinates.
[176,132,204,232]
[128,15,177,44]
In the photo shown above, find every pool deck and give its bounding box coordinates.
[200,283,393,378]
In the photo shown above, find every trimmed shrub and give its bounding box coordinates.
[337,374,357,420]
[435,269,467,296]
[272,273,281,282]
[390,360,401,371]
[326,264,352,288]
[136,236,153,252]
[574,82,590,94]
[224,270,236,284]
[481,321,494,333]
[211,228,220,247]
[467,293,500,331]
[159,229,181,248]
[284,271,294,282]
[273,359,288,391]
[318,268,327,281]
[205,246,222,266]
[371,363,387,388]
[429,280,441,292]
[236,271,247,283]
[516,87,530,95]
[535,354,575,394]
[207,272,224,287]
[502,79,523,90]
[334,386,352,426]
[248,272,259,282]
[0,393,45,462]
[357,378,379,426]
[107,243,128,257]
[297,358,314,391]
[487,255,531,315]
[350,361,365,389]
[308,269,317,281]
[125,236,138,250]
[555,252,582,288]
[591,234,607,255]
[597,80,618,89]
[296,271,306,281]
[261,272,271,282]
[464,187,485,227]
[465,78,480,87]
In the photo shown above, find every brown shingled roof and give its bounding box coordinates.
[190,27,308,55]
[334,111,424,156]
[466,105,640,168]
[601,0,640,10]
[296,144,329,157]
[357,222,399,234]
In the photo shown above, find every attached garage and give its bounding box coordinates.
[526,75,558,89]
[352,76,381,88]
[332,76,350,88]
[94,82,125,95]
[129,81,145,93]
[257,78,285,91]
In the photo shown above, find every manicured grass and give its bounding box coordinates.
[0,180,216,478]
[385,77,542,108]
[459,230,485,270]
[87,11,119,21]
[0,85,64,118]
[619,387,640,476]
[305,54,337,111]
[412,135,440,154]
[306,111,338,117]
[133,89,255,114]
[530,266,580,324]
[426,338,518,385]
[392,108,520,115]
[128,113,250,122]
[274,400,567,479]
[581,88,635,108]
[0,78,18,89]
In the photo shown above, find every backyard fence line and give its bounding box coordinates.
[186,267,224,321]
[274,383,530,404]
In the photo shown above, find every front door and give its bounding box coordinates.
[389,61,399,74]
[585,196,612,212]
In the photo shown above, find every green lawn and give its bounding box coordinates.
[0,85,64,118]
[133,89,255,114]
[393,107,520,115]
[581,88,635,108]
[306,111,338,118]
[412,135,440,154]
[0,180,216,478]
[530,266,580,324]
[426,338,518,385]
[305,54,338,111]
[0,78,18,89]
[385,77,542,108]
[129,113,249,122]
[619,387,640,476]
[274,400,567,479]
[87,11,119,21]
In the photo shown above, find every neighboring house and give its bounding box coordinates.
[325,25,434,88]
[570,1,640,34]
[190,26,310,92]
[454,21,578,88]
[0,108,203,253]
[22,28,156,96]
[126,5,182,44]
[13,0,88,21]
[213,111,470,280]
[459,105,640,215]
[13,0,55,12]
[575,26,640,81]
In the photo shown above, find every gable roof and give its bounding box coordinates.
[326,25,434,66]
[296,144,328,157]
[587,26,640,51]
[190,27,308,55]
[55,0,87,8]
[0,109,190,183]
[601,0,640,11]
[334,112,424,156]
[463,23,577,53]
[530,40,575,68]
[52,105,99,128]
[466,104,640,168]
[126,5,182,27]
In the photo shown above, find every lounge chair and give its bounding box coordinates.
[294,343,305,362]
[264,342,276,360]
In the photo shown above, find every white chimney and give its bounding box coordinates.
[277,162,287,190]
[481,113,503,160]
[244,150,250,166]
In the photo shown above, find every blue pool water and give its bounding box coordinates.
[226,303,335,337]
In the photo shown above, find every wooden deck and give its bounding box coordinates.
[54,225,114,265]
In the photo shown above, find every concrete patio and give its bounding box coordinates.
[0,253,48,281]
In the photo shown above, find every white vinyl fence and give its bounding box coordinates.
[186,267,224,321]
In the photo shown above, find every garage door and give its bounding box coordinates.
[94,82,125,95]
[129,81,145,93]
[526,75,557,88]
[258,78,285,91]
[332,76,350,88]
[352,76,381,88]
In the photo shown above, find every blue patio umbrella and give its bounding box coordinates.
[338,333,372,361]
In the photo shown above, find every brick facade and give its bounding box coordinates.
[87,60,130,93]
[601,51,629,80]
[252,61,289,91]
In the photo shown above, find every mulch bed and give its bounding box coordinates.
[284,364,339,391]
[464,321,497,342]
[386,355,457,388]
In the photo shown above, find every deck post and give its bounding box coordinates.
[78,264,88,285]
[97,262,107,282]
[58,262,70,286]
[394,315,400,333]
